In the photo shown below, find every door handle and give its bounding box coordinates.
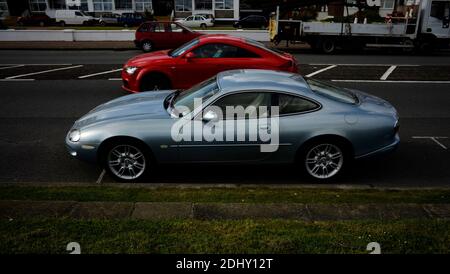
[259,125,270,130]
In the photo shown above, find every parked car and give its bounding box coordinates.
[98,13,120,26]
[233,15,268,29]
[54,10,95,26]
[17,14,55,27]
[197,13,215,23]
[67,69,400,182]
[118,12,146,27]
[134,21,202,52]
[123,34,298,92]
[175,15,214,29]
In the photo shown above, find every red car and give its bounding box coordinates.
[122,35,298,93]
[134,21,202,52]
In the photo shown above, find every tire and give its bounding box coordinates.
[299,140,349,181]
[320,38,336,54]
[39,21,45,27]
[402,39,415,54]
[103,141,150,182]
[200,23,207,30]
[100,21,106,27]
[140,73,171,91]
[123,23,129,28]
[60,21,66,27]
[141,40,153,52]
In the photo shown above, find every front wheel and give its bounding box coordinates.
[141,40,153,52]
[302,142,347,181]
[105,143,148,182]
[200,23,207,29]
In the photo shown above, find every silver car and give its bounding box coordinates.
[66,69,399,182]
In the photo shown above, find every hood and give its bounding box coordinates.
[75,91,174,128]
[125,50,172,67]
[350,89,398,117]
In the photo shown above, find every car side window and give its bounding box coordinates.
[75,11,82,16]
[186,16,193,21]
[276,93,319,115]
[193,43,260,58]
[170,23,184,32]
[209,92,271,120]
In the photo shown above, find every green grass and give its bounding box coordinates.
[1,218,449,254]
[1,185,450,204]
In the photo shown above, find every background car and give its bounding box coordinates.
[118,12,146,27]
[196,13,215,23]
[175,15,214,29]
[67,69,399,182]
[134,21,202,52]
[123,34,298,92]
[16,14,55,27]
[98,13,120,26]
[233,15,268,29]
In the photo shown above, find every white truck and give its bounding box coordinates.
[271,0,450,53]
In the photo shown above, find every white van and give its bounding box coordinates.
[54,10,95,26]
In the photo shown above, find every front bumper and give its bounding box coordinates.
[121,69,140,93]
[65,134,99,163]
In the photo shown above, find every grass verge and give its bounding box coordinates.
[1,218,449,254]
[0,185,449,204]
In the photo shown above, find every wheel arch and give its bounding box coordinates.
[137,70,172,91]
[295,134,354,162]
[97,135,156,166]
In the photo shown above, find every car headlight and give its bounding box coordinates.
[69,129,81,142]
[125,66,138,75]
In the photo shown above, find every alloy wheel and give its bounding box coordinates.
[305,143,343,179]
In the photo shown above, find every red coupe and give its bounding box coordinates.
[122,35,298,93]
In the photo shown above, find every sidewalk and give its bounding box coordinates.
[1,200,449,220]
[0,41,310,51]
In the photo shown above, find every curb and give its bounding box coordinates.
[1,200,450,221]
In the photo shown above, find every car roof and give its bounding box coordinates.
[217,69,311,95]
[198,34,245,43]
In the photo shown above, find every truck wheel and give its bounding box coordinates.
[321,38,336,54]
[402,39,415,54]
[60,21,66,27]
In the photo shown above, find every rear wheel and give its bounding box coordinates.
[140,73,171,91]
[300,140,348,181]
[141,40,153,52]
[200,23,207,29]
[104,143,149,182]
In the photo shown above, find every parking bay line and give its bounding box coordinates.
[306,65,337,78]
[412,136,448,150]
[331,79,450,84]
[79,68,122,79]
[0,65,25,70]
[380,65,397,80]
[5,65,83,79]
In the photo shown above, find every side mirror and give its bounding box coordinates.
[202,110,218,122]
[185,52,195,60]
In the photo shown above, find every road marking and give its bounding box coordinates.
[306,65,337,77]
[0,63,73,66]
[96,169,106,184]
[5,65,83,79]
[380,65,397,80]
[412,136,448,150]
[308,63,420,67]
[78,68,122,79]
[0,65,25,70]
[108,78,122,81]
[0,79,35,81]
[331,80,450,84]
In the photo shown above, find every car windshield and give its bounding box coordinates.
[306,78,358,104]
[172,77,220,116]
[244,38,285,56]
[169,38,199,57]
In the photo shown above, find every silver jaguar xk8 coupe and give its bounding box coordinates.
[66,69,399,182]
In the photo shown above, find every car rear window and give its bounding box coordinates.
[305,78,358,104]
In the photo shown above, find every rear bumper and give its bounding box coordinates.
[355,134,400,160]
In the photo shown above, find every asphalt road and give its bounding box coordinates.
[0,50,449,187]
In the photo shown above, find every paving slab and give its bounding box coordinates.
[69,201,134,219]
[193,203,310,220]
[423,204,450,219]
[131,202,192,220]
[0,200,76,219]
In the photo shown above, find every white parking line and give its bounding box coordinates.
[0,79,35,81]
[78,68,122,79]
[306,65,337,77]
[5,65,83,79]
[412,136,448,150]
[0,65,25,70]
[380,65,397,80]
[108,78,122,81]
[0,64,73,66]
[331,80,450,84]
[96,169,106,184]
[308,63,420,67]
